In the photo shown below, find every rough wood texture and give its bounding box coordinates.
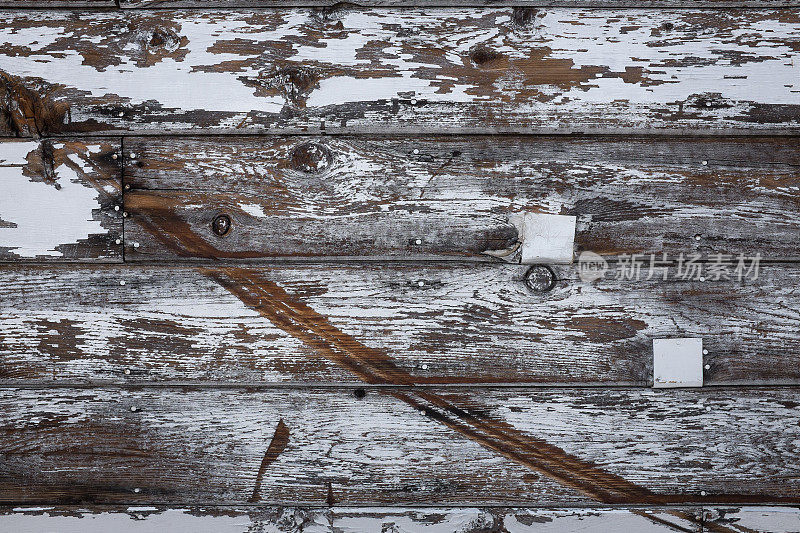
[706,507,800,532]
[121,0,800,6]
[0,506,707,532]
[2,387,800,505]
[124,135,800,261]
[1,9,799,135]
[2,263,798,385]
[3,0,799,6]
[0,140,122,262]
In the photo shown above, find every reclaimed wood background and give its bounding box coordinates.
[1,1,800,532]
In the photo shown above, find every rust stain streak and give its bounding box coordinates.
[249,418,290,503]
[203,266,662,504]
[199,266,743,531]
[116,210,742,529]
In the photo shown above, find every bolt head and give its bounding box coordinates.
[524,265,557,293]
[212,214,232,237]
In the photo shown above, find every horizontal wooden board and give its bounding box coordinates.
[123,135,800,261]
[1,263,798,385]
[2,387,800,506]
[119,0,800,6]
[4,506,797,533]
[3,0,799,6]
[706,506,800,532]
[0,140,122,262]
[0,506,708,532]
[0,0,114,6]
[1,9,799,135]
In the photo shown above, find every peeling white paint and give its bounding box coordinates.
[0,144,106,258]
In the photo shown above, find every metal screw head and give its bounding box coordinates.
[212,214,231,237]
[524,265,557,293]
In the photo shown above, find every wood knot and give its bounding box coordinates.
[129,23,187,67]
[0,71,67,138]
[268,66,319,107]
[212,214,231,236]
[512,7,537,28]
[147,28,182,50]
[524,265,556,293]
[311,2,354,25]
[662,22,675,31]
[353,388,366,399]
[290,142,331,173]
[470,45,501,66]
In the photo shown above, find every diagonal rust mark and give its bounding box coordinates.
[249,418,290,503]
[204,266,664,505]
[119,211,742,531]
[200,266,747,532]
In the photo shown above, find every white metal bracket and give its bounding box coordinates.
[653,338,704,388]
[486,213,576,265]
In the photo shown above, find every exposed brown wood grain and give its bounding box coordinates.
[123,135,800,261]
[0,505,712,532]
[1,387,799,505]
[250,418,290,503]
[1,263,798,385]
[1,9,798,135]
[0,139,122,262]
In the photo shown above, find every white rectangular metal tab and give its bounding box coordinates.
[518,213,576,264]
[653,338,704,388]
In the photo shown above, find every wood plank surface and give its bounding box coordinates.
[2,387,800,505]
[0,140,122,262]
[3,0,798,7]
[706,507,800,532]
[0,506,707,532]
[1,9,799,135]
[123,135,800,261]
[5,505,798,532]
[2,263,798,385]
[119,0,800,6]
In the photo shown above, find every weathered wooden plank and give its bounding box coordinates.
[1,263,798,385]
[1,9,798,135]
[0,0,114,6]
[3,0,798,6]
[0,505,706,532]
[123,135,800,261]
[123,0,800,6]
[1,387,799,505]
[0,140,122,262]
[706,507,800,532]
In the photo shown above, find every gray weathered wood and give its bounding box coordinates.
[123,136,800,261]
[0,505,706,532]
[1,9,798,135]
[0,140,122,262]
[706,507,800,532]
[1,263,797,385]
[3,0,798,6]
[1,387,799,505]
[122,0,800,6]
